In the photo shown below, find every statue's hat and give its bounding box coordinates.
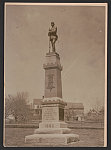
[51,22,55,25]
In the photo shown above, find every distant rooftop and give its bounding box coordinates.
[33,99,42,105]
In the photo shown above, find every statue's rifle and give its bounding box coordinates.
[48,29,51,53]
[49,36,51,53]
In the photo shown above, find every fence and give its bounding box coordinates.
[66,120,104,129]
[5,120,104,129]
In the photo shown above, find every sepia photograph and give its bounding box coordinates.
[4,3,107,147]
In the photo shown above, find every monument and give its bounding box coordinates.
[25,22,79,145]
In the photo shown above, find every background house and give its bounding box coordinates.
[64,102,84,121]
[32,99,42,121]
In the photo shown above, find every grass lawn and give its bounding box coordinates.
[4,127,104,147]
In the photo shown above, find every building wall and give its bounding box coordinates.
[32,103,42,120]
[64,108,84,121]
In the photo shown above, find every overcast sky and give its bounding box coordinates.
[5,3,107,112]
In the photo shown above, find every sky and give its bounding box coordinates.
[5,3,107,112]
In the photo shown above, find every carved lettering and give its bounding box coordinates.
[47,74,55,91]
[43,107,58,121]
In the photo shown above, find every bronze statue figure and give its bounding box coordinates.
[48,22,58,52]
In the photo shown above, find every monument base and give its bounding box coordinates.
[39,122,67,128]
[34,128,71,134]
[25,133,79,145]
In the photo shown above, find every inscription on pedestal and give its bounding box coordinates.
[47,74,55,91]
[42,107,58,121]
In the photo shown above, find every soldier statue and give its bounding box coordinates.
[48,22,58,52]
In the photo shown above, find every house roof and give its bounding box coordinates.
[33,99,42,105]
[65,102,84,109]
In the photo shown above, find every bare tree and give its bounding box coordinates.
[5,92,32,123]
[86,105,104,121]
[5,95,14,119]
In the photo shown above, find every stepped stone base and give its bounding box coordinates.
[25,134,79,145]
[34,128,71,134]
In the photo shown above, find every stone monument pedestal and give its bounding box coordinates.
[25,99,79,145]
[25,51,79,145]
[25,133,79,145]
